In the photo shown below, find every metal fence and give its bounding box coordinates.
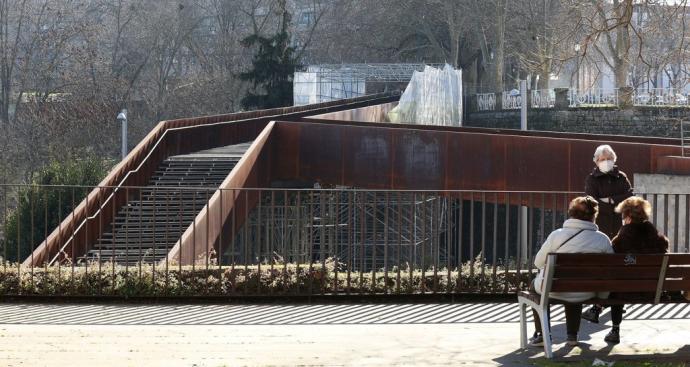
[501,92,522,110]
[1,184,688,297]
[568,88,619,107]
[633,88,690,107]
[473,87,690,110]
[531,89,555,108]
[476,93,497,111]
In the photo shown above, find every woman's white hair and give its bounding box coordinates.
[593,144,617,163]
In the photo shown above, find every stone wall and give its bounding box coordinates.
[465,107,690,138]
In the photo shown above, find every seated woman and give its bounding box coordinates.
[587,197,669,344]
[529,196,614,347]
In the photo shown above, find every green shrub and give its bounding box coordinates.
[0,258,531,297]
[1,156,112,262]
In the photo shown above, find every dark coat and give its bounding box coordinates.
[610,221,669,301]
[612,221,669,254]
[584,166,633,239]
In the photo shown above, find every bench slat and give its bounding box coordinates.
[554,254,665,266]
[554,266,660,280]
[668,255,690,265]
[551,279,690,292]
[663,279,690,291]
[667,266,690,278]
[551,280,658,292]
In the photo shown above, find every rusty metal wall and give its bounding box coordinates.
[309,102,399,123]
[270,121,681,192]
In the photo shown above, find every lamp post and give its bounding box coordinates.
[117,109,128,160]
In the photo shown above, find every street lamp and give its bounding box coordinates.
[117,109,128,160]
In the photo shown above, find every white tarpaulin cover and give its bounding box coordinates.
[387,64,463,126]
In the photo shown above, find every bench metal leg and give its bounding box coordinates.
[519,301,528,349]
[537,306,553,359]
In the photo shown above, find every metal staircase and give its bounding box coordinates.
[84,143,251,265]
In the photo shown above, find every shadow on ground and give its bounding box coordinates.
[493,312,690,366]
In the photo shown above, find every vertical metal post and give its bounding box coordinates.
[29,187,34,288]
[685,194,689,252]
[492,193,498,287]
[520,82,529,267]
[469,192,474,280]
[320,190,326,294]
[504,192,510,293]
[347,191,352,294]
[283,190,289,293]
[384,191,389,293]
[118,109,128,160]
[371,192,377,293]
[457,194,463,292]
[520,80,528,130]
[396,191,402,294]
[421,192,427,293]
[3,186,7,272]
[480,192,486,292]
[674,194,680,252]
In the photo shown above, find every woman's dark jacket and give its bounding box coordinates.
[585,166,633,239]
[611,221,669,301]
[612,221,669,254]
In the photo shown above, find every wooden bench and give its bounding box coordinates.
[517,253,690,358]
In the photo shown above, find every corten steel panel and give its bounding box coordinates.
[270,121,682,192]
[298,123,345,185]
[270,123,301,181]
[447,134,507,191]
[657,156,690,175]
[342,127,393,188]
[301,116,681,146]
[504,137,570,192]
[310,102,399,123]
[650,145,683,172]
[25,94,398,266]
[391,130,446,189]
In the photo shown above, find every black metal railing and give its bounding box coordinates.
[1,184,687,297]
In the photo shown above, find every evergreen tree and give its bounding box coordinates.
[240,5,299,110]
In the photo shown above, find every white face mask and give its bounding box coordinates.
[597,160,614,173]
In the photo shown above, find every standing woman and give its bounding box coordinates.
[585,145,633,239]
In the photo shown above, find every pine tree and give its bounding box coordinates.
[240,4,299,110]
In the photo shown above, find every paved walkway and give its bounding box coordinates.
[1,303,689,366]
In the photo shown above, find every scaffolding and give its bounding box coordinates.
[293,63,441,105]
[226,191,451,271]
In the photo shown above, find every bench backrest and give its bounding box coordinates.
[542,253,690,304]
